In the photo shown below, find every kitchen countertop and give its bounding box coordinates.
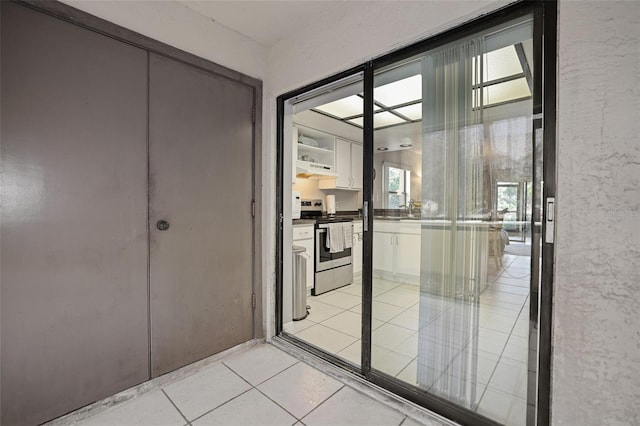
[293,213,362,226]
[292,219,316,226]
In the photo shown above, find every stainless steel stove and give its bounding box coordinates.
[301,199,353,295]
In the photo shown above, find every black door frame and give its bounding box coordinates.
[276,1,556,425]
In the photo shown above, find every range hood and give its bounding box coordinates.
[296,161,338,179]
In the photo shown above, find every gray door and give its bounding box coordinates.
[149,53,255,377]
[0,3,149,425]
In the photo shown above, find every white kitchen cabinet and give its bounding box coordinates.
[350,142,363,190]
[396,233,421,277]
[373,231,395,274]
[294,125,337,177]
[318,138,362,190]
[352,220,363,275]
[373,221,421,284]
[293,225,314,290]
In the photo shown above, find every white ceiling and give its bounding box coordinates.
[178,1,353,47]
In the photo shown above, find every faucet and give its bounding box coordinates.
[398,200,416,218]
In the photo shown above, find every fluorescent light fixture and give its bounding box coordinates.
[484,45,524,81]
[394,103,422,120]
[314,95,363,118]
[374,75,422,107]
[374,111,406,128]
[480,77,530,105]
[348,117,364,127]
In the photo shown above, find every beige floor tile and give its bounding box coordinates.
[481,312,519,334]
[321,310,363,338]
[162,363,251,421]
[477,387,526,425]
[488,357,528,399]
[475,328,510,356]
[375,288,420,309]
[257,362,343,419]
[302,386,404,426]
[306,299,344,322]
[371,345,414,377]
[295,323,357,354]
[372,323,415,351]
[283,317,316,335]
[223,344,299,386]
[316,291,362,310]
[388,308,421,331]
[79,391,184,426]
[371,301,405,322]
[431,373,486,410]
[192,389,296,426]
[336,340,361,365]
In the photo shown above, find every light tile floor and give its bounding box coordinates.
[285,246,534,426]
[62,344,439,426]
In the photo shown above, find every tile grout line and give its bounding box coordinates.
[473,276,530,411]
[160,389,192,426]
[182,363,260,424]
[187,386,255,424]
[222,360,303,422]
[296,384,346,423]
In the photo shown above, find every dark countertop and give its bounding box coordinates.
[293,211,362,226]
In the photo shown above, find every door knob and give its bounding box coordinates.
[156,220,170,231]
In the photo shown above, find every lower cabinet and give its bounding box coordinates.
[373,221,421,284]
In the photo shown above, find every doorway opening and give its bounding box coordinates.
[276,2,555,425]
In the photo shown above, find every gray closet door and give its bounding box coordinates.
[0,3,149,425]
[149,53,255,377]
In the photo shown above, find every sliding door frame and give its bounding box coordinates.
[277,1,556,425]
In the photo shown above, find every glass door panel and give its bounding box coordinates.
[281,76,365,368]
[370,16,536,425]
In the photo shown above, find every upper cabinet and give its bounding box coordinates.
[319,138,362,191]
[294,125,337,178]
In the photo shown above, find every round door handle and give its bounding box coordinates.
[156,220,170,231]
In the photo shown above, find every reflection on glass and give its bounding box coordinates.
[371,16,536,426]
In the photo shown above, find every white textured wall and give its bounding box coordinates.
[553,1,640,425]
[60,0,267,79]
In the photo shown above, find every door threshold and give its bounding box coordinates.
[270,336,456,426]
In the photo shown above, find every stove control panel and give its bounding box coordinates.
[301,199,323,212]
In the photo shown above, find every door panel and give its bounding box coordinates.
[370,16,537,426]
[149,53,254,376]
[1,3,149,424]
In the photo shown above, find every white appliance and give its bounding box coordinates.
[292,191,301,219]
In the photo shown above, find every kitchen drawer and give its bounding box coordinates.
[293,225,314,240]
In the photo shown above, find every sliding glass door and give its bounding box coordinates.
[277,3,554,425]
[368,14,541,426]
